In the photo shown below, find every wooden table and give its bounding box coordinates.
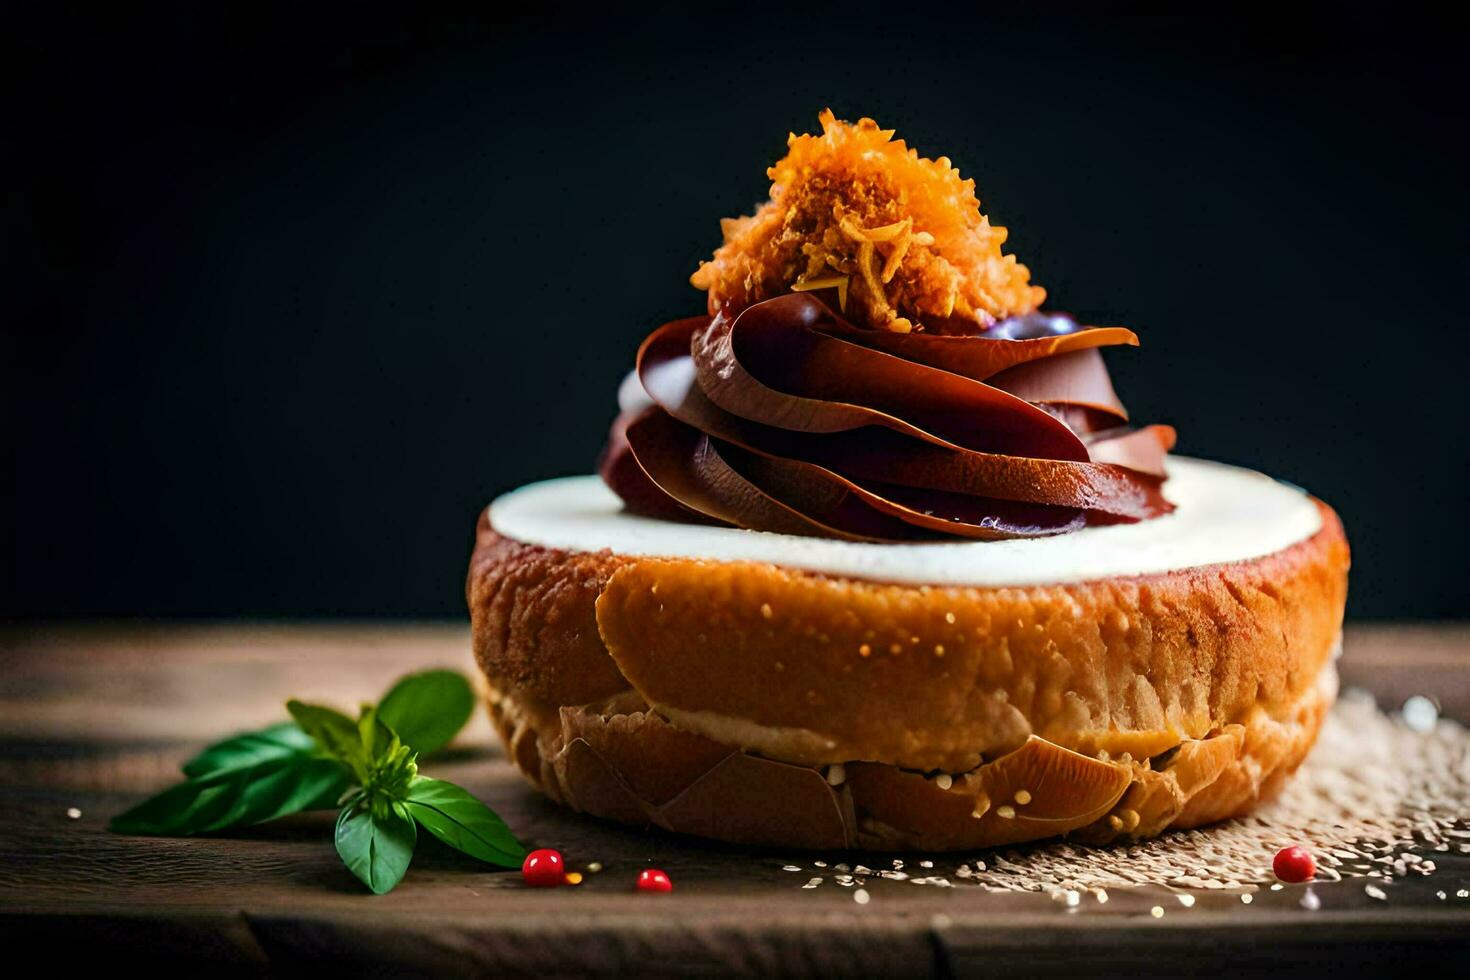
[2,624,1468,976]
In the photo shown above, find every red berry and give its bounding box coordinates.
[522,849,565,887]
[1272,845,1316,883]
[636,868,673,893]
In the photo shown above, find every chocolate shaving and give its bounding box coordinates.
[602,293,1176,541]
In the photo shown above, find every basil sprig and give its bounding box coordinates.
[111,669,524,894]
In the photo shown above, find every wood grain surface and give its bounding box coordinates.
[2,623,1468,977]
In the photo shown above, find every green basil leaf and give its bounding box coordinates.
[335,797,417,894]
[404,777,525,866]
[109,775,242,835]
[181,721,318,779]
[287,700,361,762]
[223,758,353,826]
[378,670,476,756]
[356,704,395,762]
[111,756,349,835]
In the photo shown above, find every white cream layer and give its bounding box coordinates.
[488,456,1323,587]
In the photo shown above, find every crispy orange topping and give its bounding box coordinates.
[690,110,1046,332]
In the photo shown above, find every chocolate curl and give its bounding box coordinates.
[988,348,1129,421]
[597,407,710,523]
[692,293,1090,461]
[725,442,1086,540]
[626,407,1084,541]
[606,292,1176,540]
[638,315,1170,520]
[819,305,1140,381]
[621,407,898,540]
[1087,424,1178,478]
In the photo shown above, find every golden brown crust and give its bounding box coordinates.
[467,515,634,723]
[484,673,1331,851]
[468,501,1348,850]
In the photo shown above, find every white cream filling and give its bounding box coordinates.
[488,456,1323,587]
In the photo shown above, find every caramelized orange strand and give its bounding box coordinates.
[690,110,1045,332]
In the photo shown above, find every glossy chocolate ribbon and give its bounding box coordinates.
[600,293,1174,541]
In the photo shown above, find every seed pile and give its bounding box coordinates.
[785,690,1470,897]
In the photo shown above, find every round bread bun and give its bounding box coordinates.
[468,458,1349,850]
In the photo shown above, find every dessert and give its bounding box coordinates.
[468,112,1349,850]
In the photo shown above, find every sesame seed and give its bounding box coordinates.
[1014,790,1032,805]
[1240,893,1253,904]
[934,774,953,790]
[760,603,773,620]
[853,888,871,905]
[945,612,956,624]
[1150,906,1165,918]
[586,862,602,873]
[1401,694,1438,732]
[997,805,1016,819]
[919,860,934,868]
[783,865,801,872]
[65,807,82,820]
[1176,894,1195,908]
[826,763,847,787]
[934,645,945,657]
[1365,884,1387,901]
[858,644,871,657]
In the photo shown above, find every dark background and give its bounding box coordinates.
[6,3,1467,620]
